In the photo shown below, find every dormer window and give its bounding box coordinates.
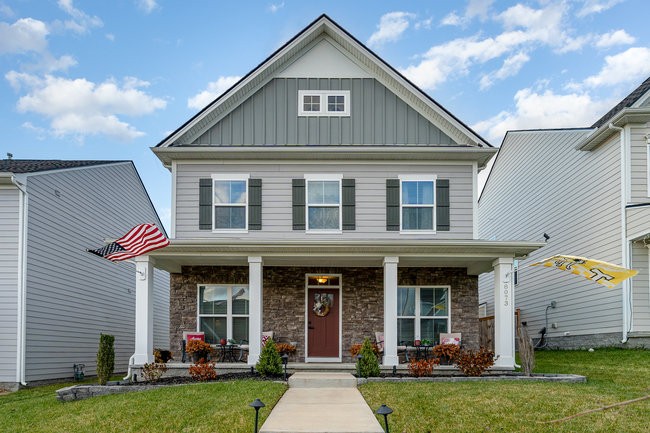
[298,90,350,116]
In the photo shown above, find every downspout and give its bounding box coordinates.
[609,122,631,343]
[12,176,28,386]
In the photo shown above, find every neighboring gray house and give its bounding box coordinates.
[478,77,650,349]
[0,160,169,388]
[129,15,541,371]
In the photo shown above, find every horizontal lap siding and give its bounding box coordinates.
[627,207,650,238]
[478,130,623,338]
[0,188,19,382]
[24,164,169,382]
[629,124,650,203]
[193,78,455,146]
[175,163,473,240]
[631,243,650,332]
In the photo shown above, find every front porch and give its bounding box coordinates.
[131,239,543,371]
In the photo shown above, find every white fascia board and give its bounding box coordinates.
[577,108,650,151]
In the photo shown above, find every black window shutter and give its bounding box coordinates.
[386,179,400,231]
[436,179,450,231]
[199,178,212,230]
[248,179,262,230]
[342,179,356,230]
[292,179,306,230]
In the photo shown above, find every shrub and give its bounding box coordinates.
[349,342,380,358]
[142,363,168,382]
[408,358,439,377]
[96,333,115,385]
[356,338,380,378]
[189,361,217,381]
[256,338,283,376]
[153,348,173,364]
[455,347,495,377]
[432,343,461,361]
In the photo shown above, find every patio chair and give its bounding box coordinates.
[374,332,409,362]
[439,332,461,346]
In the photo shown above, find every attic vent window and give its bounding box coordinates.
[298,90,350,116]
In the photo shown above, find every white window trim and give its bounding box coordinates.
[646,144,650,198]
[305,174,343,233]
[197,284,250,343]
[211,173,249,233]
[398,174,437,234]
[298,90,351,116]
[397,285,451,345]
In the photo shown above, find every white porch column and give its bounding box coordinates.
[383,256,399,366]
[133,256,155,364]
[493,257,515,369]
[248,256,263,365]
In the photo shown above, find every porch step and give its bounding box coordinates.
[288,372,357,388]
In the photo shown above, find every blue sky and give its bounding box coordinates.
[1,0,649,232]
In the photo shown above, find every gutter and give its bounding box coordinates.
[11,176,28,386]
[609,123,631,344]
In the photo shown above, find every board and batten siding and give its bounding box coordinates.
[0,187,20,383]
[631,242,650,332]
[478,129,623,338]
[192,78,456,146]
[628,124,650,203]
[174,162,474,240]
[23,164,169,382]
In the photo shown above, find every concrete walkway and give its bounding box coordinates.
[260,372,384,433]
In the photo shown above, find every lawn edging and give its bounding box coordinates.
[357,373,586,384]
[56,384,165,402]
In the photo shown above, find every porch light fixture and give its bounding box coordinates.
[249,398,265,433]
[316,276,328,284]
[376,404,393,433]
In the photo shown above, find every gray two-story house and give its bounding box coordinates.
[133,15,541,370]
[0,160,169,389]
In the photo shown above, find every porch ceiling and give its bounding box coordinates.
[148,239,544,275]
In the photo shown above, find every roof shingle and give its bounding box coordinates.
[0,159,126,174]
[591,76,650,128]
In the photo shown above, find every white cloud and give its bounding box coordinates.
[187,75,241,110]
[595,29,635,48]
[473,88,613,143]
[137,0,158,14]
[441,0,493,26]
[0,18,48,54]
[367,12,416,48]
[0,4,14,18]
[583,47,650,88]
[480,51,530,90]
[57,0,102,34]
[6,72,166,141]
[577,0,624,17]
[268,2,284,13]
[105,33,115,41]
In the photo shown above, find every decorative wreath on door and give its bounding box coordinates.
[313,293,333,317]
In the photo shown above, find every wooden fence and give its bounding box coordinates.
[479,309,520,352]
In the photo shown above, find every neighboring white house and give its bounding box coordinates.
[0,159,169,389]
[478,77,650,349]
[129,14,542,372]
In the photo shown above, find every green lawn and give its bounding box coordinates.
[0,379,286,433]
[360,348,650,433]
[1,349,648,433]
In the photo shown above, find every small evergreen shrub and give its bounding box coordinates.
[455,347,495,377]
[256,338,283,376]
[142,363,168,382]
[356,338,380,378]
[96,333,115,385]
[189,361,217,381]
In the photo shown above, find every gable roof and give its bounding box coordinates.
[156,14,491,149]
[591,76,650,128]
[0,159,125,174]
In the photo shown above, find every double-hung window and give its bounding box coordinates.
[397,286,449,345]
[298,90,350,116]
[198,284,249,344]
[400,175,436,232]
[212,174,248,231]
[305,174,342,232]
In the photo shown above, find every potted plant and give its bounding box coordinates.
[185,339,212,363]
[421,339,432,346]
[349,342,380,358]
[276,343,297,356]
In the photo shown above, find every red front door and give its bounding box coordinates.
[307,288,339,358]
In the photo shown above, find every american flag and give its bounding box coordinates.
[88,223,169,262]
